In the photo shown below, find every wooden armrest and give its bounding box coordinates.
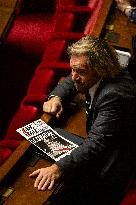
[59,5,93,13]
[0,0,19,9]
[0,140,30,182]
[40,61,70,72]
[41,113,54,123]
[0,7,15,41]
[52,31,85,40]
[91,0,113,37]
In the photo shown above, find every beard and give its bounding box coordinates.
[74,82,89,93]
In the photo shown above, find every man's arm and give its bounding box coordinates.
[49,74,77,103]
[55,91,130,173]
[30,75,77,190]
[30,85,135,190]
[43,74,77,118]
[30,92,123,191]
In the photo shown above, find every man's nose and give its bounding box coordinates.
[72,70,80,81]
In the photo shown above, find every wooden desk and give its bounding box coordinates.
[91,0,113,37]
[0,7,14,42]
[101,4,136,52]
[0,94,87,205]
[0,0,19,43]
[0,155,59,205]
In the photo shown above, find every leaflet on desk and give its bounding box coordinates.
[16,119,79,161]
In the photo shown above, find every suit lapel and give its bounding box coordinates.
[86,80,105,132]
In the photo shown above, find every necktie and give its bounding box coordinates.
[85,92,91,133]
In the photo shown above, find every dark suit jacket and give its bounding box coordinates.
[49,70,136,189]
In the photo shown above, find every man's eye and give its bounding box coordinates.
[77,70,88,75]
[72,68,87,75]
[79,70,87,74]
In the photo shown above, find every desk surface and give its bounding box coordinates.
[0,7,16,42]
[0,0,19,37]
[0,158,56,205]
[0,94,87,205]
[101,6,136,52]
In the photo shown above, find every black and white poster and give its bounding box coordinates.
[16,119,79,161]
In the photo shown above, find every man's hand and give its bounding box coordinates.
[29,164,62,191]
[43,96,63,118]
[115,0,132,15]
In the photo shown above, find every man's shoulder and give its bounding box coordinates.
[97,71,136,98]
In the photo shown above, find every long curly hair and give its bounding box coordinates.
[67,35,124,79]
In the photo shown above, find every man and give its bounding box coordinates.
[30,35,136,205]
[116,0,136,23]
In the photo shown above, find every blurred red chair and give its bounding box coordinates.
[57,0,99,12]
[0,104,39,165]
[0,0,58,137]
[4,105,39,141]
[5,0,57,58]
[120,180,136,205]
[54,12,75,32]
[0,148,12,166]
[41,39,66,62]
[53,0,103,37]
[24,69,58,104]
[56,0,81,10]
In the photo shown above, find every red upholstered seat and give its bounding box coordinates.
[0,139,21,149]
[54,12,75,32]
[41,39,66,62]
[56,0,97,9]
[38,38,73,73]
[0,0,57,130]
[119,180,136,205]
[0,104,37,162]
[4,0,57,58]
[0,148,12,166]
[55,0,100,34]
[5,105,39,141]
[6,12,56,57]
[0,0,58,137]
[24,69,58,103]
[0,68,59,165]
[54,0,103,36]
[37,61,71,73]
[56,0,80,9]
[57,0,99,13]
[84,0,103,34]
[52,31,84,41]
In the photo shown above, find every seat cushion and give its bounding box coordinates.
[6,12,56,57]
[0,148,12,166]
[5,105,39,140]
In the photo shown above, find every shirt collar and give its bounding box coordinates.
[89,78,102,101]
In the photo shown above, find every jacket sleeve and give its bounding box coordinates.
[55,91,132,173]
[49,74,77,103]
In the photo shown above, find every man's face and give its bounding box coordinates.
[70,55,100,93]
